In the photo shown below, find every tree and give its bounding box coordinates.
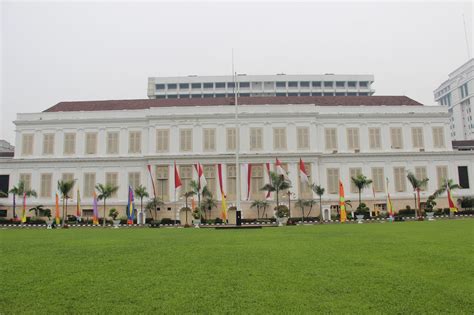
[145,197,164,221]
[407,172,429,217]
[434,178,461,197]
[250,200,265,219]
[29,205,51,218]
[57,179,76,227]
[202,195,217,221]
[305,199,317,218]
[260,200,270,218]
[261,171,291,209]
[295,199,308,222]
[134,185,149,222]
[8,181,37,219]
[184,190,196,210]
[311,184,325,221]
[95,183,119,227]
[351,174,373,213]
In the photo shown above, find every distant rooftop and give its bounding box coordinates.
[44,96,422,113]
[0,140,14,157]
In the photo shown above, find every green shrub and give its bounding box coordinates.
[274,205,289,218]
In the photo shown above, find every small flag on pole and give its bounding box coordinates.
[92,192,99,225]
[55,193,60,225]
[386,178,394,221]
[217,164,227,221]
[339,180,347,223]
[264,162,272,199]
[195,163,207,193]
[147,164,157,200]
[21,193,27,223]
[174,162,182,196]
[127,186,134,225]
[276,158,289,181]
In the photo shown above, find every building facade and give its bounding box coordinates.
[147,74,375,99]
[434,58,473,140]
[0,96,472,221]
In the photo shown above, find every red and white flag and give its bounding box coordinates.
[174,162,182,197]
[299,158,309,185]
[264,162,272,199]
[276,158,289,181]
[194,163,207,193]
[242,163,252,200]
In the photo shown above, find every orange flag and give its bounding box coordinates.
[339,180,347,223]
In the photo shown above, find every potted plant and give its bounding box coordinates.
[109,208,120,227]
[192,207,201,228]
[274,205,289,226]
[355,202,369,223]
[424,195,436,221]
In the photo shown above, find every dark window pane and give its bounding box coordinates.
[0,210,7,217]
[300,92,310,96]
[191,83,202,89]
[191,94,202,98]
[288,92,298,96]
[276,93,287,96]
[288,81,298,87]
[203,94,214,98]
[359,92,369,96]
[312,92,322,96]
[276,81,286,87]
[239,93,250,97]
[157,95,166,99]
[300,81,310,87]
[0,175,9,197]
[335,92,346,96]
[239,82,250,88]
[323,92,334,96]
[336,81,345,87]
[348,81,356,87]
[203,83,213,89]
[167,95,177,99]
[215,82,225,88]
[312,81,321,87]
[347,92,357,96]
[167,84,177,89]
[156,84,165,90]
[227,82,235,88]
[359,81,368,87]
[179,95,189,99]
[215,94,226,98]
[458,166,470,189]
[324,81,333,87]
[179,83,189,89]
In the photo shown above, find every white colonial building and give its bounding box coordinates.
[434,58,473,140]
[147,74,375,99]
[0,95,472,221]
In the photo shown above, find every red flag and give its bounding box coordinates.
[174,162,182,189]
[276,158,289,180]
[299,158,309,185]
[147,164,157,199]
[265,162,272,199]
[194,163,207,193]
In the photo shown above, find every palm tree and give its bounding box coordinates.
[95,183,119,227]
[183,190,195,210]
[311,184,325,221]
[351,174,373,212]
[407,172,429,217]
[29,205,48,217]
[295,199,308,222]
[305,199,317,218]
[0,191,7,198]
[260,200,270,218]
[134,185,149,223]
[202,195,217,221]
[145,197,164,220]
[57,179,76,227]
[261,171,292,209]
[250,200,264,219]
[434,178,461,197]
[8,181,37,219]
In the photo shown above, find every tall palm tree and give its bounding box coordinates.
[134,185,149,223]
[202,195,217,221]
[95,183,119,227]
[351,174,373,212]
[8,181,37,219]
[57,179,76,227]
[250,200,264,219]
[295,199,308,222]
[260,200,270,218]
[311,184,325,221]
[183,190,195,210]
[261,171,292,209]
[407,172,429,217]
[434,178,461,197]
[189,180,211,219]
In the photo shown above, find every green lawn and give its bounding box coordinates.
[1,220,473,314]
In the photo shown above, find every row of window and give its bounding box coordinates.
[17,164,469,202]
[20,126,447,156]
[155,92,371,99]
[155,81,371,91]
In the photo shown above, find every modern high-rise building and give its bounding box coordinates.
[434,58,473,140]
[147,74,375,99]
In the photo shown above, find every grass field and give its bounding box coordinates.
[1,220,473,314]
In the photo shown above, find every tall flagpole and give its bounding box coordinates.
[232,49,241,223]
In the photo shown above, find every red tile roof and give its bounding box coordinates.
[43,96,423,112]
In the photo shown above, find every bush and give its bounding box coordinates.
[355,203,370,215]
[457,210,474,215]
[289,217,319,222]
[398,209,415,216]
[160,218,178,225]
[214,217,223,224]
[241,218,257,223]
[274,205,289,218]
[145,218,153,224]
[109,208,119,220]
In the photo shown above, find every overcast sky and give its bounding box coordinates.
[1,1,472,143]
